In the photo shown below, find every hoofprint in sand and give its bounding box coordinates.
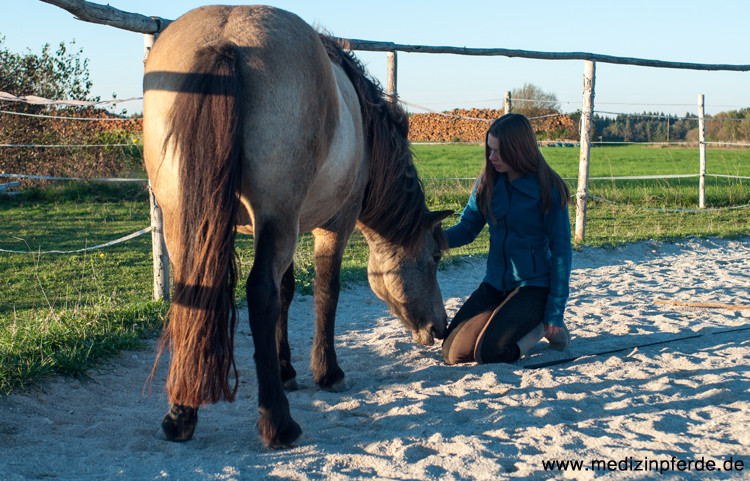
[2,237,749,480]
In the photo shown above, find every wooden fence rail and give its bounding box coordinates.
[341,39,750,72]
[40,0,750,72]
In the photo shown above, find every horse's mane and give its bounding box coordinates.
[319,35,428,253]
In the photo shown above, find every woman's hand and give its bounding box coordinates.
[544,324,561,338]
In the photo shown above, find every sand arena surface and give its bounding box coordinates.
[2,237,749,480]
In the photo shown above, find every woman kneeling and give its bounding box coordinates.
[442,114,572,365]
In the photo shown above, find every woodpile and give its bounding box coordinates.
[407,109,499,142]
[407,108,578,142]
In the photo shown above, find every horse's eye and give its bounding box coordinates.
[432,254,441,265]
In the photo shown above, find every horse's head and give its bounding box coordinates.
[361,209,453,346]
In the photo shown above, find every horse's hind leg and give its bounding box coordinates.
[160,404,198,442]
[246,220,302,448]
[277,263,298,390]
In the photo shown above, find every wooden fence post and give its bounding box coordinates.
[386,50,398,101]
[504,91,512,114]
[698,94,707,208]
[575,60,596,243]
[144,33,170,301]
[148,185,170,302]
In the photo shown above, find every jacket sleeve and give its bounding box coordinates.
[543,203,572,327]
[444,187,487,249]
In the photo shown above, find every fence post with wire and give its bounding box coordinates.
[575,60,596,243]
[698,94,708,209]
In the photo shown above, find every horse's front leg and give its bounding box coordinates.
[277,262,298,390]
[310,228,350,392]
[246,223,301,449]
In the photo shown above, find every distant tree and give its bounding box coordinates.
[704,113,723,141]
[670,114,698,141]
[711,109,750,142]
[510,83,561,119]
[738,108,750,141]
[595,112,715,143]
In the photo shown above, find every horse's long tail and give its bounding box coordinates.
[156,44,243,407]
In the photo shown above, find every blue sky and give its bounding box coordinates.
[3,0,749,116]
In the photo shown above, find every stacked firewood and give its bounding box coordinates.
[407,108,578,142]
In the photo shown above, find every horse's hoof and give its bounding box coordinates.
[258,409,302,449]
[283,377,300,391]
[160,404,198,442]
[322,376,349,393]
[315,366,347,392]
[280,364,298,390]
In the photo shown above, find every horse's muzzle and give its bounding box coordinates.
[413,320,447,346]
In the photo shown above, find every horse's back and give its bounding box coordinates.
[144,5,358,235]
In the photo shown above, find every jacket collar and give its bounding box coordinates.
[499,173,540,199]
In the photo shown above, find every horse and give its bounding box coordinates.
[142,5,452,449]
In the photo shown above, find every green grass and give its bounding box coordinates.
[1,301,167,393]
[1,144,749,393]
[417,143,750,245]
[0,182,168,393]
[544,144,749,178]
[412,143,484,179]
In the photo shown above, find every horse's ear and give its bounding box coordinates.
[426,209,453,228]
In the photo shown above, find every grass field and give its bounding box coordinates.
[1,144,748,393]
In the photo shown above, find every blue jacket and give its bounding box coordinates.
[445,173,572,327]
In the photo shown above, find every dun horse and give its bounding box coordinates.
[143,5,451,448]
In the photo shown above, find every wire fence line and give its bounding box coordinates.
[0,143,135,148]
[0,227,152,255]
[2,172,747,183]
[594,110,749,122]
[406,102,749,124]
[709,173,750,180]
[4,91,747,123]
[0,173,147,182]
[704,141,750,147]
[400,99,568,122]
[588,196,750,213]
[0,109,141,121]
[1,92,749,255]
[0,91,140,107]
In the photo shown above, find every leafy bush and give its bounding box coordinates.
[0,36,143,187]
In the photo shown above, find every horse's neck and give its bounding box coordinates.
[358,157,427,244]
[357,221,392,257]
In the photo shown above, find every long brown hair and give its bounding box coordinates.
[476,113,569,223]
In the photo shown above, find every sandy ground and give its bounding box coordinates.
[2,236,749,480]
